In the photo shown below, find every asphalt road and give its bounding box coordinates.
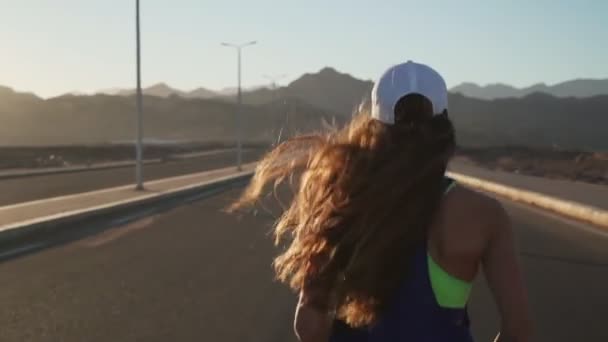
[1,189,607,342]
[0,150,263,206]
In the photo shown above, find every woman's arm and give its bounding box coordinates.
[482,201,533,342]
[294,290,333,342]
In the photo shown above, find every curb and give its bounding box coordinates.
[447,171,608,229]
[0,159,163,180]
[3,166,605,250]
[0,171,254,249]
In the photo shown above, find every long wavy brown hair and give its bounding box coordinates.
[230,94,456,327]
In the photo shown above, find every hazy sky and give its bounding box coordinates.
[2,0,607,98]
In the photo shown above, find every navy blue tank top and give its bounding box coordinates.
[329,178,474,341]
[329,245,473,341]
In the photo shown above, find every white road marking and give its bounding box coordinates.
[79,216,158,248]
[111,209,157,226]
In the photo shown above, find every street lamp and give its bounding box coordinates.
[221,41,257,171]
[135,0,144,190]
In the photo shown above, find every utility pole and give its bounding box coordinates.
[135,0,144,190]
[221,41,257,171]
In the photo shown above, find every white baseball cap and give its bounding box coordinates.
[371,61,448,124]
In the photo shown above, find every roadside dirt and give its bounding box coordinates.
[457,146,608,185]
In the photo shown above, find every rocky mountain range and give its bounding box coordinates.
[93,71,608,102]
[450,79,608,100]
[1,68,607,151]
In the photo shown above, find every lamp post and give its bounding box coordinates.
[221,41,257,171]
[135,0,144,190]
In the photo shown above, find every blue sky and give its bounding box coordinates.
[2,0,607,98]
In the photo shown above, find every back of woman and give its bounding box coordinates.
[231,61,532,342]
[330,178,520,341]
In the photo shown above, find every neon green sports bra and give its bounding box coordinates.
[427,179,472,309]
[428,254,472,308]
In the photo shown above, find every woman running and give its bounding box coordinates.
[231,61,532,341]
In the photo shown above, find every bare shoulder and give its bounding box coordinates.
[445,184,510,234]
[430,183,511,273]
[450,184,505,212]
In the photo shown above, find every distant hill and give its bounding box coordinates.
[451,78,608,99]
[217,85,267,97]
[185,87,219,99]
[0,86,41,103]
[284,67,373,114]
[0,86,43,116]
[0,86,338,146]
[1,67,607,151]
[102,83,219,99]
[100,84,265,99]
[448,92,608,150]
[222,67,373,115]
[450,83,521,100]
[95,87,124,96]
[128,83,184,97]
[95,68,373,115]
